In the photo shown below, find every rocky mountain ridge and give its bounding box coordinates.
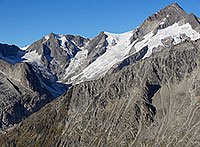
[18,3,200,85]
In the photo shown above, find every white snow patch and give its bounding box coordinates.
[61,46,88,82]
[134,23,200,58]
[71,31,134,83]
[22,50,42,64]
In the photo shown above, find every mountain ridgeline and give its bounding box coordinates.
[0,2,200,146]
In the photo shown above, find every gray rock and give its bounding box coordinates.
[0,59,55,129]
[26,32,90,80]
[128,3,200,55]
[130,3,188,43]
[161,36,174,47]
[1,39,200,146]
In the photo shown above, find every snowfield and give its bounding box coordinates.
[71,31,134,83]
[22,50,42,64]
[134,23,200,58]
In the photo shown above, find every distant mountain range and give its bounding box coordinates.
[0,2,200,146]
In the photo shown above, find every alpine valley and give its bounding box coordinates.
[0,2,200,146]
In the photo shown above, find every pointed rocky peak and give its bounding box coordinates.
[44,32,90,49]
[43,32,59,42]
[146,3,187,22]
[129,3,200,59]
[44,32,59,40]
[130,3,189,42]
[164,2,185,11]
[26,32,60,54]
[87,31,107,55]
[49,32,55,37]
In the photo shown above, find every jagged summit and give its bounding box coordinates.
[161,2,186,13]
[131,3,190,41]
[146,2,187,22]
[0,3,199,85]
[15,2,200,84]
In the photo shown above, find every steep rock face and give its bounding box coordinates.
[23,31,111,84]
[0,60,42,92]
[0,58,59,129]
[50,3,200,83]
[185,13,200,32]
[1,39,200,146]
[60,31,109,83]
[86,31,108,64]
[65,31,134,83]
[130,3,189,42]
[25,33,90,80]
[128,2,200,59]
[0,3,200,142]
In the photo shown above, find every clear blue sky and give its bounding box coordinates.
[0,0,199,47]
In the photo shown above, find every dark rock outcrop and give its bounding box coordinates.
[0,43,20,57]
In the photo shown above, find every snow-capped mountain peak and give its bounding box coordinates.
[3,3,200,86]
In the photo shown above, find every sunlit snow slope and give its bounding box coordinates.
[71,31,134,83]
[134,23,200,58]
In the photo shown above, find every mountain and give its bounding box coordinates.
[18,3,200,85]
[0,57,52,129]
[0,2,200,146]
[0,44,69,129]
[1,37,200,146]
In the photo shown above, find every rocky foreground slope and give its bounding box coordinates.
[1,38,200,146]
